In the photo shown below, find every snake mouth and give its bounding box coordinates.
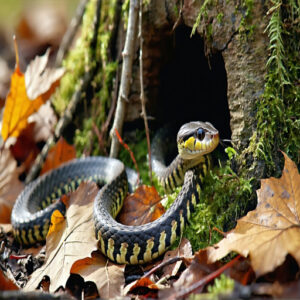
[177,121,219,160]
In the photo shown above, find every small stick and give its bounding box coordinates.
[109,0,139,158]
[212,226,228,237]
[143,257,184,278]
[138,0,152,184]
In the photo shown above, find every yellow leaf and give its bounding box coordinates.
[1,65,45,141]
[47,209,65,236]
[1,42,63,142]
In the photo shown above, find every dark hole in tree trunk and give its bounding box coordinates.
[157,25,231,140]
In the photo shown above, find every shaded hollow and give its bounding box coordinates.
[157,25,231,140]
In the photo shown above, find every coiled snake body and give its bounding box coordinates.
[11,122,219,264]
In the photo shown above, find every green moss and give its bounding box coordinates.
[238,0,255,39]
[207,274,234,295]
[242,0,254,21]
[191,0,213,37]
[74,119,93,156]
[216,12,224,23]
[173,2,179,18]
[206,23,213,42]
[187,274,234,299]
[245,0,300,175]
[184,155,253,251]
[52,0,97,114]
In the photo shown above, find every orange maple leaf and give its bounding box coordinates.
[1,39,63,142]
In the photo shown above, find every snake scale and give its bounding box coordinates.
[11,121,219,264]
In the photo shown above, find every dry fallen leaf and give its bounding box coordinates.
[40,137,76,175]
[1,41,63,142]
[208,152,300,276]
[25,182,99,292]
[117,185,165,225]
[0,149,24,223]
[25,48,64,100]
[70,251,125,299]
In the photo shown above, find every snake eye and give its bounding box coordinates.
[197,128,205,141]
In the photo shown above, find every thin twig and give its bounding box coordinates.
[109,0,139,158]
[142,257,184,279]
[25,0,102,184]
[55,0,89,67]
[138,0,152,184]
[115,128,140,184]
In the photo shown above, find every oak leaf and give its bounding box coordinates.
[117,185,165,225]
[24,182,99,292]
[208,152,300,276]
[40,137,76,175]
[1,45,63,142]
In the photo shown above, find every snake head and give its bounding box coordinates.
[177,121,219,159]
